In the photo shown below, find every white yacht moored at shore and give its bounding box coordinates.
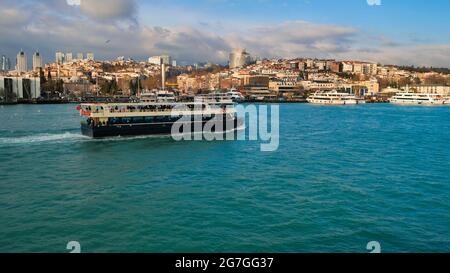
[139,90,176,103]
[307,91,362,105]
[226,88,245,102]
[196,92,234,104]
[389,92,449,105]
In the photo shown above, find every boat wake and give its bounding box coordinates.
[0,132,88,145]
[0,126,248,146]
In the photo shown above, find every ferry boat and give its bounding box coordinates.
[155,90,176,103]
[139,90,176,103]
[389,92,448,105]
[196,92,234,104]
[77,101,242,138]
[307,91,361,105]
[227,89,245,102]
[197,90,244,103]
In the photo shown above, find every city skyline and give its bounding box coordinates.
[0,0,449,67]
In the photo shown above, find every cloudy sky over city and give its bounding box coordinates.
[0,0,449,66]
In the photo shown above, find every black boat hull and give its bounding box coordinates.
[81,118,243,138]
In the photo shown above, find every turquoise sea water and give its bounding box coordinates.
[0,103,449,253]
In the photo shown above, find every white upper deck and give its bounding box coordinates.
[392,92,444,99]
[78,102,236,118]
[309,91,357,99]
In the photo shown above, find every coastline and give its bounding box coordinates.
[1,99,390,105]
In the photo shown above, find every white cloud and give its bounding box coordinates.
[341,44,450,67]
[227,21,357,59]
[66,0,80,6]
[0,6,32,27]
[367,0,381,6]
[79,0,137,21]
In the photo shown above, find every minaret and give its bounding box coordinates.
[137,75,141,97]
[161,63,166,90]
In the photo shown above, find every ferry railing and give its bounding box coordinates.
[88,106,233,116]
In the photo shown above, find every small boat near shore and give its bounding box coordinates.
[139,90,177,103]
[307,91,363,105]
[389,92,449,105]
[197,89,244,103]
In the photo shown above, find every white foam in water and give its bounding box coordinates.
[0,132,87,145]
[93,127,246,142]
[93,134,172,142]
[0,126,247,145]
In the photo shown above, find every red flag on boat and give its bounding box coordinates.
[76,105,81,111]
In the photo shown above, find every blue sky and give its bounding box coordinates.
[139,0,450,41]
[1,0,449,67]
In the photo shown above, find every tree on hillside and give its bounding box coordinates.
[100,81,111,94]
[337,72,353,79]
[129,78,140,95]
[56,79,64,92]
[424,75,448,85]
[110,79,119,95]
[39,68,47,85]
